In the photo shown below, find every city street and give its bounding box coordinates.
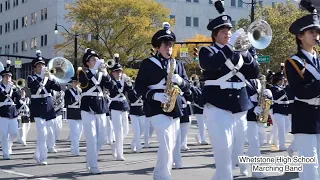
[0,119,299,180]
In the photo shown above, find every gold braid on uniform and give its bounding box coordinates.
[77,68,90,89]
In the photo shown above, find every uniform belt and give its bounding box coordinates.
[31,93,52,98]
[0,102,15,107]
[131,102,143,106]
[68,105,80,108]
[204,80,246,90]
[147,85,166,90]
[288,100,294,103]
[274,100,290,105]
[110,96,126,102]
[82,92,104,97]
[295,97,320,106]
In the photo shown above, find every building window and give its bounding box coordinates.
[41,34,47,46]
[41,8,47,20]
[5,22,10,33]
[0,47,2,54]
[13,43,16,54]
[5,45,10,54]
[13,20,15,30]
[21,40,27,51]
[209,0,213,4]
[258,1,263,7]
[0,4,2,13]
[13,0,18,7]
[186,0,191,2]
[31,37,37,49]
[31,12,37,24]
[15,19,18,29]
[5,1,7,10]
[22,16,27,27]
[7,0,10,10]
[193,17,199,27]
[169,15,175,24]
[15,42,18,53]
[22,0,27,3]
[238,0,243,7]
[186,17,191,26]
[193,0,199,2]
[231,0,236,7]
[231,20,236,27]
[0,25,2,35]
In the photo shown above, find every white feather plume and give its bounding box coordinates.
[280,63,284,66]
[114,53,119,58]
[6,60,11,65]
[36,50,41,56]
[77,67,82,71]
[163,22,170,30]
[267,69,271,73]
[85,48,90,53]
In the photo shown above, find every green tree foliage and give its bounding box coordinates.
[55,0,172,67]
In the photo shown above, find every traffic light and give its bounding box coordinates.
[150,48,156,56]
[193,47,199,61]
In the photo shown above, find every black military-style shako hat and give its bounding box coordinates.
[109,63,123,72]
[151,22,176,47]
[0,60,13,77]
[82,48,100,67]
[207,0,232,31]
[271,63,285,85]
[266,69,275,83]
[289,0,320,35]
[32,50,46,67]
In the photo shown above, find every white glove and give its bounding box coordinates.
[229,28,244,46]
[40,67,45,79]
[48,74,53,81]
[75,95,81,102]
[153,93,169,103]
[92,59,104,71]
[263,89,272,99]
[253,106,262,116]
[171,74,183,86]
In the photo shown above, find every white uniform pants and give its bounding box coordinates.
[54,115,63,141]
[247,121,263,158]
[0,117,18,156]
[81,111,106,168]
[151,114,179,180]
[173,118,182,167]
[268,110,279,146]
[68,119,83,155]
[34,118,55,162]
[203,104,247,180]
[130,115,145,151]
[294,134,320,180]
[111,110,129,159]
[273,113,288,149]
[180,120,191,149]
[258,123,266,146]
[144,117,154,146]
[18,121,31,144]
[195,114,206,142]
[286,114,292,133]
[105,116,115,144]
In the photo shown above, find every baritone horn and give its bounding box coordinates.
[234,19,272,51]
[44,57,75,84]
[98,59,115,71]
[14,78,26,89]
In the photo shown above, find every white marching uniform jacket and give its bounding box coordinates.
[199,44,260,113]
[27,74,61,120]
[285,50,320,134]
[0,83,20,118]
[135,55,191,118]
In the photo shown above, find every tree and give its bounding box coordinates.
[236,2,308,73]
[172,34,211,77]
[55,0,172,66]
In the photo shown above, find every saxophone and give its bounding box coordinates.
[162,57,182,113]
[257,75,273,123]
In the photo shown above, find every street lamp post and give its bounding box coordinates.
[54,23,79,69]
[239,0,256,23]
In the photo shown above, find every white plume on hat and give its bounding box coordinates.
[163,22,170,30]
[114,53,119,58]
[6,60,11,65]
[36,50,41,57]
[85,48,90,53]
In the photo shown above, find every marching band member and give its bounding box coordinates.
[198,1,259,179]
[284,1,320,178]
[52,89,64,142]
[266,70,278,146]
[17,88,31,146]
[270,65,290,151]
[191,75,208,145]
[78,48,115,174]
[285,81,296,156]
[103,89,114,145]
[128,85,145,153]
[109,58,132,161]
[28,50,61,165]
[0,60,20,160]
[245,77,272,179]
[143,103,154,148]
[135,22,191,180]
[64,76,83,156]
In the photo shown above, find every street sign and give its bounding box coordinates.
[180,47,188,58]
[257,55,270,63]
[15,60,22,68]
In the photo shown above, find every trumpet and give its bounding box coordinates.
[234,19,272,51]
[12,78,26,89]
[98,59,116,71]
